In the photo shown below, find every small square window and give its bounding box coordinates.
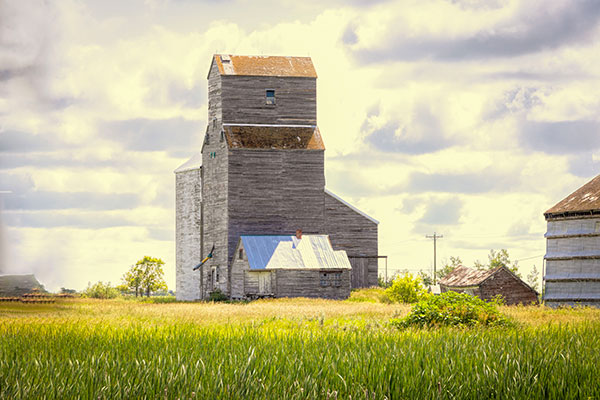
[266,90,275,105]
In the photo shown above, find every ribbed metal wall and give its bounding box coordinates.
[544,216,600,307]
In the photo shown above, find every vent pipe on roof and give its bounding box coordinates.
[295,229,302,239]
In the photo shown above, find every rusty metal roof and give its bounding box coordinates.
[545,174,600,217]
[213,54,317,78]
[224,125,324,150]
[438,266,496,287]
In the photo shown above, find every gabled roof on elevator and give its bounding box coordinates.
[545,173,600,218]
[210,54,317,78]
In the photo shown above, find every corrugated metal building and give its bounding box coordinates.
[544,174,600,307]
[230,233,351,299]
[439,266,538,305]
[175,55,378,300]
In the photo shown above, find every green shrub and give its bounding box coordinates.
[208,289,228,302]
[391,291,509,328]
[81,281,120,299]
[385,273,429,303]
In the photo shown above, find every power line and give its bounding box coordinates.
[515,254,545,262]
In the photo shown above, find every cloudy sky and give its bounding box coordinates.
[2,0,599,292]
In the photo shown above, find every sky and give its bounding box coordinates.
[1,0,600,292]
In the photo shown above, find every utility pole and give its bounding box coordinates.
[426,232,443,285]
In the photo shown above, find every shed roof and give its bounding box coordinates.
[212,54,317,78]
[224,125,324,150]
[545,173,600,217]
[438,266,496,287]
[240,235,351,270]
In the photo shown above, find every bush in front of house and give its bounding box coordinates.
[391,291,510,328]
[385,273,430,303]
[208,289,228,302]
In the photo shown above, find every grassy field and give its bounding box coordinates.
[1,296,600,399]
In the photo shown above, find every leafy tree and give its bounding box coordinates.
[471,249,522,277]
[418,270,433,286]
[82,281,120,299]
[438,256,463,280]
[473,259,486,270]
[124,256,167,297]
[487,249,521,278]
[385,273,430,303]
[122,262,144,297]
[527,264,540,292]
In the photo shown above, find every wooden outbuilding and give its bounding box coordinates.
[544,173,600,307]
[439,266,538,305]
[230,233,351,300]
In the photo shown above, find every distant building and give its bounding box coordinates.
[439,266,538,305]
[0,274,44,297]
[175,55,378,300]
[230,233,351,300]
[544,174,600,307]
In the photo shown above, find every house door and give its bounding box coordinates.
[258,272,271,294]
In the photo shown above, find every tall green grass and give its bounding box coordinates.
[1,317,599,399]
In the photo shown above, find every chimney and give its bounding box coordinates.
[295,229,302,239]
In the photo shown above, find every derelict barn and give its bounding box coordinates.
[544,174,600,307]
[175,55,378,300]
[439,266,538,305]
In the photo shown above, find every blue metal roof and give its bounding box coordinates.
[241,235,293,270]
[240,235,351,270]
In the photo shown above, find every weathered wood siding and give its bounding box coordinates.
[273,269,350,299]
[230,240,247,299]
[201,121,230,298]
[544,216,600,307]
[221,76,316,125]
[227,149,325,263]
[479,268,538,305]
[175,168,202,300]
[323,193,378,288]
[347,257,371,289]
[208,61,222,123]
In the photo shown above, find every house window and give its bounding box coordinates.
[320,272,342,287]
[239,248,244,259]
[266,90,275,105]
[220,130,225,142]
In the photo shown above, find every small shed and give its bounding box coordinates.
[439,266,538,305]
[0,274,44,297]
[230,234,352,300]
